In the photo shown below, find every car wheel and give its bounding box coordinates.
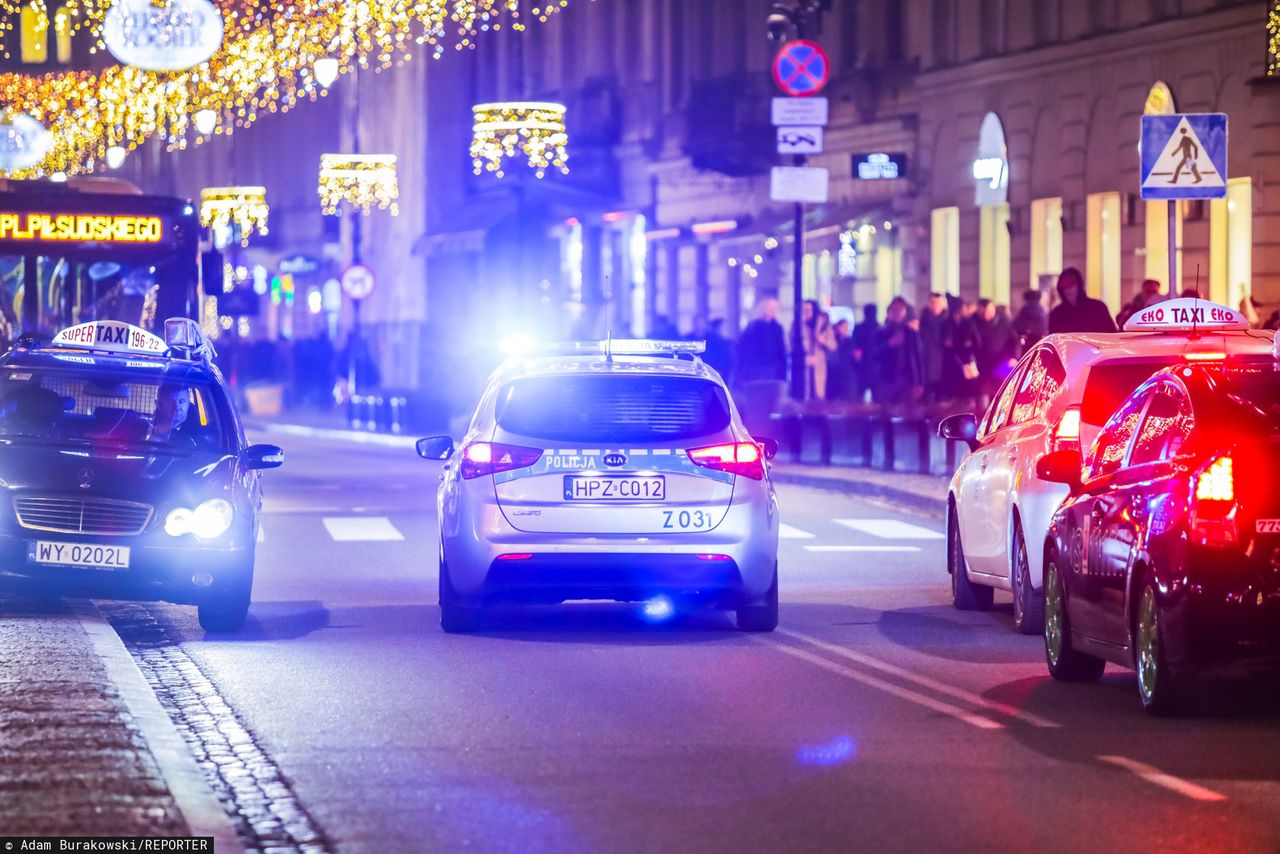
[439,559,482,634]
[1043,560,1105,682]
[737,564,779,632]
[1135,579,1198,716]
[1012,522,1044,635]
[197,578,251,634]
[949,505,993,611]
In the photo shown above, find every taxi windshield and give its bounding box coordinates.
[0,365,230,455]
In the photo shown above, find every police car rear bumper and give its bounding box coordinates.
[478,553,746,605]
[0,534,252,606]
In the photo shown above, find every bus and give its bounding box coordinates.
[0,178,206,343]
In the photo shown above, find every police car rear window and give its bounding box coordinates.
[496,376,731,443]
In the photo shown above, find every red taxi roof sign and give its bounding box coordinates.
[1122,297,1249,333]
[52,320,167,354]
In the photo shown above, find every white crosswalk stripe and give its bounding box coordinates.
[779,523,815,540]
[834,519,944,540]
[322,516,405,542]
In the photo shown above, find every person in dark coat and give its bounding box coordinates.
[1013,289,1048,349]
[735,296,787,387]
[697,317,735,383]
[1048,267,1117,334]
[827,318,854,401]
[850,304,880,403]
[918,292,949,403]
[870,297,924,407]
[974,298,1020,405]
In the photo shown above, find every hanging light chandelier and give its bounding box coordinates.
[318,154,398,216]
[199,185,269,245]
[470,101,569,179]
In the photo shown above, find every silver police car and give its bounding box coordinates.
[416,341,781,633]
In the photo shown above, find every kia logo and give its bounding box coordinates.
[603,453,628,468]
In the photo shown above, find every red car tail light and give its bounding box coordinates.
[1051,406,1081,455]
[460,442,543,480]
[1191,454,1237,547]
[687,442,765,480]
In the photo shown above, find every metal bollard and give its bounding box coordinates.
[389,396,406,434]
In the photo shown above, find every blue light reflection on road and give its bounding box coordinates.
[796,736,857,767]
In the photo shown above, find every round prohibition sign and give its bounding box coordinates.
[772,39,830,97]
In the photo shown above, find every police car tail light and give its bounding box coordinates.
[1051,407,1082,454]
[687,442,764,480]
[1191,455,1237,548]
[459,442,542,480]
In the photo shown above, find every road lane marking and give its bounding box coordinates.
[780,523,815,539]
[1097,756,1227,802]
[835,519,945,540]
[803,545,921,553]
[322,516,405,542]
[765,640,1002,730]
[779,628,1060,728]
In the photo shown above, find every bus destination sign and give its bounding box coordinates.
[0,212,166,245]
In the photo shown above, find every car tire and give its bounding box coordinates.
[949,505,993,611]
[197,578,251,634]
[1012,522,1045,635]
[737,564,779,632]
[439,559,482,634]
[1135,578,1198,716]
[1043,560,1105,682]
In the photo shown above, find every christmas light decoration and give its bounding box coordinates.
[471,101,569,178]
[0,0,580,177]
[199,185,269,244]
[1269,1,1280,77]
[318,154,398,216]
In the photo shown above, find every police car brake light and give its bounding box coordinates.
[52,320,166,355]
[687,442,764,480]
[459,441,542,480]
[1122,297,1249,333]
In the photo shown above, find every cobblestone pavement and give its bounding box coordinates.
[102,603,329,854]
[0,594,187,837]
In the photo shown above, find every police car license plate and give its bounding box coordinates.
[564,475,666,501]
[1257,520,1280,534]
[29,541,130,570]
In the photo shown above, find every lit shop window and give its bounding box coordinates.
[20,2,48,64]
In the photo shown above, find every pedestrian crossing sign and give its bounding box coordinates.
[1140,113,1227,200]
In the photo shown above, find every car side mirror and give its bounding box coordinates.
[1035,449,1083,489]
[756,437,780,461]
[416,436,455,460]
[937,413,979,451]
[242,443,284,470]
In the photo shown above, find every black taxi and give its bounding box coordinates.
[0,318,282,632]
[1036,354,1280,714]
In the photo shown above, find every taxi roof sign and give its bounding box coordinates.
[1122,297,1249,333]
[52,320,167,354]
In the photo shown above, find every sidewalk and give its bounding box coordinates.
[0,594,240,847]
[770,463,948,517]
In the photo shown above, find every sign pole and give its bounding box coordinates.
[791,185,806,401]
[1167,202,1178,297]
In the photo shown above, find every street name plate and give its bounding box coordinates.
[770,166,830,204]
[772,97,828,127]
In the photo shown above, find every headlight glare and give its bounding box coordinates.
[165,499,234,539]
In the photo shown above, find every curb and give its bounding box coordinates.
[770,469,948,518]
[244,420,420,450]
[74,602,244,853]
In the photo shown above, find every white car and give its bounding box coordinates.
[416,340,782,633]
[939,298,1276,633]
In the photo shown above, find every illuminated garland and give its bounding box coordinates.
[1269,1,1280,77]
[471,101,569,178]
[199,185,268,244]
[319,153,398,215]
[0,0,578,177]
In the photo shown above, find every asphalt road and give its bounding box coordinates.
[135,431,1280,853]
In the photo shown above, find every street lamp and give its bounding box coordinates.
[314,56,340,89]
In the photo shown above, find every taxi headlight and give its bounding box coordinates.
[165,499,234,540]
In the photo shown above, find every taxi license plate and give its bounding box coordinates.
[564,475,666,501]
[1258,520,1280,534]
[29,541,130,570]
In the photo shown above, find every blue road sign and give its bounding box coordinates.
[1140,113,1227,200]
